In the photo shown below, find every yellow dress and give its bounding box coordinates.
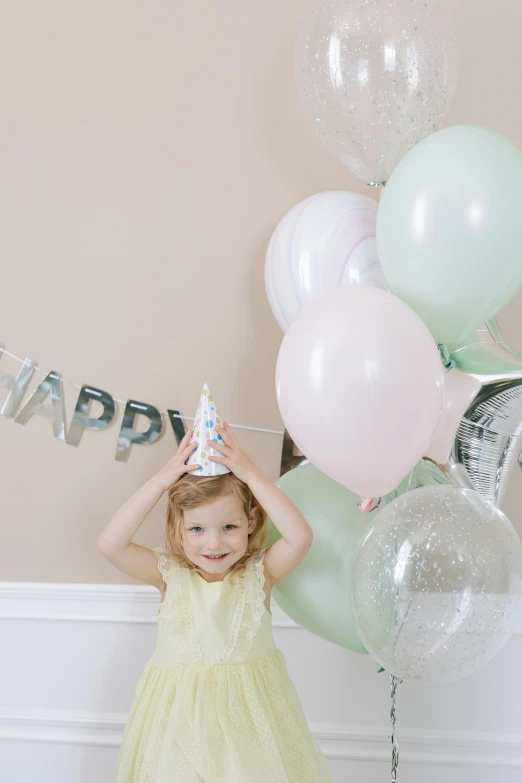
[112,546,335,783]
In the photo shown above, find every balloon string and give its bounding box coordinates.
[390,674,402,782]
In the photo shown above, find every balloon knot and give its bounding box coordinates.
[438,343,456,369]
[358,497,379,513]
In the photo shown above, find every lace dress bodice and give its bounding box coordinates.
[152,546,277,666]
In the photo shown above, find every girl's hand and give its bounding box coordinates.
[207,423,261,485]
[155,430,200,491]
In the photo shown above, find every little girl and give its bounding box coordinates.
[98,420,335,782]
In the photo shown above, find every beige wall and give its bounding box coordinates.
[1,0,521,583]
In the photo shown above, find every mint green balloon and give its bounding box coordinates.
[376,126,522,344]
[264,462,368,653]
[264,459,452,653]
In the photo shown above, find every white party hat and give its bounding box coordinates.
[186,383,230,476]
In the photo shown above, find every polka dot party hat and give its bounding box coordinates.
[185,383,231,476]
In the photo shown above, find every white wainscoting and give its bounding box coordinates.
[1,582,522,783]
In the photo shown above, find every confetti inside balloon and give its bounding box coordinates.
[351,486,522,682]
[295,0,459,185]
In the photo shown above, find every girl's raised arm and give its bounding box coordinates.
[97,430,199,590]
[247,469,313,584]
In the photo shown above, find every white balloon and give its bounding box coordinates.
[265,191,386,332]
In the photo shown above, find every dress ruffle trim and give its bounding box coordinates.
[152,546,171,584]
[219,547,269,665]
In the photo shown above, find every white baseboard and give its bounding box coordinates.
[0,581,297,626]
[2,581,521,634]
[1,707,522,768]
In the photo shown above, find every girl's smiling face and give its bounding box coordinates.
[181,494,257,580]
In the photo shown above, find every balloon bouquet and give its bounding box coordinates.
[264,1,522,772]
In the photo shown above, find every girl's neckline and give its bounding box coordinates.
[190,565,272,615]
[191,568,233,585]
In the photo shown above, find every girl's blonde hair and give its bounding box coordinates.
[164,473,268,580]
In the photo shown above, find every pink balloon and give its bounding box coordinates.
[275,286,444,497]
[424,369,481,465]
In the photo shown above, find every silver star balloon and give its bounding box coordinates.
[441,320,522,506]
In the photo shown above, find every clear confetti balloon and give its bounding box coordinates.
[295,0,459,185]
[351,486,522,682]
